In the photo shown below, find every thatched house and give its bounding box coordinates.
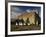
[16,12,41,25]
[11,10,41,26]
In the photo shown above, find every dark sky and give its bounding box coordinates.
[11,6,41,13]
[11,6,41,19]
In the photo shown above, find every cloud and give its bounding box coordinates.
[26,9,31,13]
[11,11,22,19]
[11,7,23,19]
[11,7,23,13]
[26,9,38,14]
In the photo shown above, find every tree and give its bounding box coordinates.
[21,18,24,25]
[15,19,20,25]
[25,18,30,25]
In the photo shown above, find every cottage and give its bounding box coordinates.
[16,12,40,26]
[11,11,41,26]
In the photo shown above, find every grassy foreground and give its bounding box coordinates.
[11,24,41,31]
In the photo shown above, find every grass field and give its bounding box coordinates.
[11,24,41,31]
